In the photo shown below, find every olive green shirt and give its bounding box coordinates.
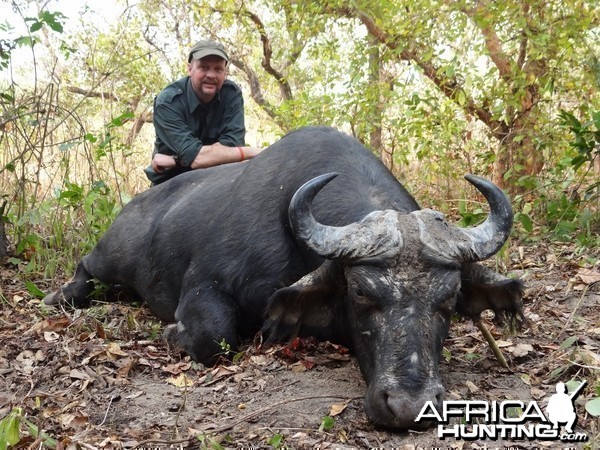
[145,77,246,184]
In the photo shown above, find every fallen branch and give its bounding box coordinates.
[475,319,509,369]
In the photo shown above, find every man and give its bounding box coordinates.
[145,39,261,185]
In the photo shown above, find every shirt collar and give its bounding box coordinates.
[186,77,221,113]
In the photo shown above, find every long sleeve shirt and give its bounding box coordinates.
[144,77,246,184]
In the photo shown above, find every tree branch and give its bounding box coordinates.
[517,3,530,70]
[66,86,119,101]
[208,4,295,125]
[462,1,514,82]
[323,4,501,134]
[126,108,153,147]
[229,56,288,130]
[280,2,307,71]
[242,9,294,101]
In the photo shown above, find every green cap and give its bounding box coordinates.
[188,39,229,63]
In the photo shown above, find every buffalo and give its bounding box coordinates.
[44,126,524,429]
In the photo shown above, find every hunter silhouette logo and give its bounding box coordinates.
[546,381,586,434]
[415,380,588,442]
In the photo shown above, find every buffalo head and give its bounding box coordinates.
[267,173,517,429]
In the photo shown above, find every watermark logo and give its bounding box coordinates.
[415,380,588,442]
[546,381,579,433]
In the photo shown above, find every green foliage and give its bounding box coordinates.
[515,207,534,233]
[558,335,579,350]
[1,5,136,276]
[0,408,21,450]
[442,347,452,363]
[197,433,225,450]
[0,408,57,449]
[559,109,600,194]
[507,109,600,244]
[24,280,46,298]
[318,415,335,432]
[0,23,16,71]
[586,397,600,417]
[0,8,66,77]
[26,10,66,33]
[457,199,486,227]
[503,405,523,420]
[216,338,245,363]
[465,352,481,361]
[0,9,64,71]
[502,109,600,245]
[218,338,232,355]
[5,180,121,277]
[565,380,599,420]
[267,433,285,448]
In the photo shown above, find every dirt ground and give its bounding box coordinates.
[1,241,599,449]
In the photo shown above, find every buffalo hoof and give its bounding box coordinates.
[41,288,92,309]
[163,322,188,347]
[163,323,179,342]
[43,291,60,305]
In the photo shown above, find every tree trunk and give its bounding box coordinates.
[492,109,543,191]
[368,37,383,158]
[0,201,8,259]
[126,108,152,147]
[492,144,510,190]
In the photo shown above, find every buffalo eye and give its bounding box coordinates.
[350,282,375,307]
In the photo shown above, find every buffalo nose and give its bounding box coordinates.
[385,385,445,429]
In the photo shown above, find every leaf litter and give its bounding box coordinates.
[0,241,599,448]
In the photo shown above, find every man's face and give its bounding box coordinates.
[188,55,227,104]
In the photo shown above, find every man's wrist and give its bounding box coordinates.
[237,146,245,162]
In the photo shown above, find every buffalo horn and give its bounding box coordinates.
[460,174,514,261]
[289,173,403,260]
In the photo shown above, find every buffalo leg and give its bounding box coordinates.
[43,260,95,308]
[166,285,239,365]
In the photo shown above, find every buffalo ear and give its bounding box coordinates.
[457,263,526,332]
[264,260,345,343]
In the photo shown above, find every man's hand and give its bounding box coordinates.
[152,153,177,173]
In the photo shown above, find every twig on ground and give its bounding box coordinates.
[475,319,509,369]
[27,437,43,449]
[0,317,18,328]
[98,395,116,427]
[171,373,190,440]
